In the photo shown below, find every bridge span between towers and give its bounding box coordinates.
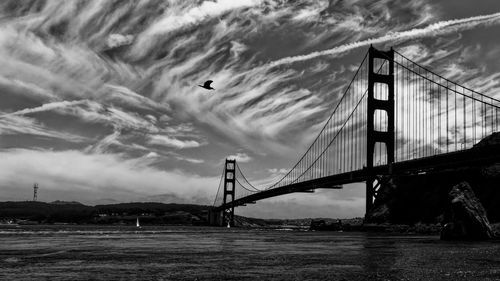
[209,46,500,227]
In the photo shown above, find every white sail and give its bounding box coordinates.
[136,217,140,227]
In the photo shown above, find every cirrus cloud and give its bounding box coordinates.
[227,152,252,163]
[147,135,203,149]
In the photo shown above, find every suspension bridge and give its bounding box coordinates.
[209,46,500,226]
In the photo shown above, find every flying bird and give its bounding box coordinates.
[198,80,215,90]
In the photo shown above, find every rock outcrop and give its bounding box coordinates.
[365,177,396,223]
[440,182,494,240]
[363,133,500,227]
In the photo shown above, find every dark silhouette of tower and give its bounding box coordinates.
[366,46,394,213]
[33,183,39,201]
[223,159,236,227]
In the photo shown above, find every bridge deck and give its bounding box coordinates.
[214,143,500,210]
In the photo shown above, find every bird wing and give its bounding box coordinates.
[204,80,213,87]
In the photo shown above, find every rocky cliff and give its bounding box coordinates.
[440,182,494,240]
[366,164,500,224]
[366,133,500,233]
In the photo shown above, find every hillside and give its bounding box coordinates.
[0,201,348,227]
[0,201,211,225]
[0,201,94,223]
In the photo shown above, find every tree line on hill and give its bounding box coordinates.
[0,201,211,225]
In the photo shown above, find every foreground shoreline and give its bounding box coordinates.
[1,225,499,280]
[0,222,459,236]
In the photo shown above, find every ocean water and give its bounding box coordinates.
[0,225,500,280]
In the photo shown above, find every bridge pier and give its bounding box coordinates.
[208,209,223,226]
[366,178,375,213]
[366,45,395,216]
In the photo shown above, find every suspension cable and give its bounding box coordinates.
[265,50,370,190]
[212,165,225,207]
[287,59,389,184]
[235,163,262,191]
[290,89,369,184]
[394,50,500,104]
[392,59,500,110]
[234,50,380,191]
[235,178,260,193]
[267,58,387,189]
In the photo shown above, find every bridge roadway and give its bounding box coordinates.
[214,142,500,211]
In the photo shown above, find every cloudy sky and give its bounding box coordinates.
[1,0,500,218]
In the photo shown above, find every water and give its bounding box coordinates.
[1,225,500,280]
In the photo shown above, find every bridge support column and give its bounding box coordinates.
[208,209,223,226]
[222,159,236,227]
[366,45,394,216]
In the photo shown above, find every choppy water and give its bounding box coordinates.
[1,225,500,280]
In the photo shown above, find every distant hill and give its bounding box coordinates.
[0,201,211,225]
[51,200,84,205]
[0,201,347,227]
[91,198,120,205]
[95,202,208,215]
[0,201,95,223]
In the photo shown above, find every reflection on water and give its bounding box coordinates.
[0,225,499,280]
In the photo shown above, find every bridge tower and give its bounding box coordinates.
[366,46,395,214]
[222,159,236,226]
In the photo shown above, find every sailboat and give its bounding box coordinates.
[136,217,141,228]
